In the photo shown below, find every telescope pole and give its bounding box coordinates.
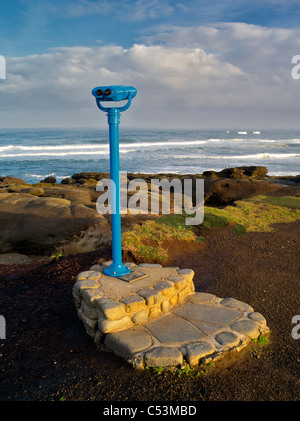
[104,108,130,277]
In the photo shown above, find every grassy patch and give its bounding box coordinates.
[152,366,164,375]
[201,212,229,230]
[156,213,193,230]
[251,334,270,359]
[122,196,300,263]
[232,223,247,236]
[249,195,300,209]
[252,334,269,346]
[149,361,215,379]
[50,253,63,262]
[122,218,197,264]
[204,196,300,233]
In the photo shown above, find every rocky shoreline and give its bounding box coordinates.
[0,166,299,401]
[0,166,299,263]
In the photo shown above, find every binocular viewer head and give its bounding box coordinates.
[92,85,137,102]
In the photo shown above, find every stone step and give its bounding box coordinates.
[73,262,269,369]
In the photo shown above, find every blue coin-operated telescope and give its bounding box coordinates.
[92,85,137,104]
[92,85,137,277]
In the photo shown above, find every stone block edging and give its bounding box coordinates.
[73,262,269,369]
[73,262,195,339]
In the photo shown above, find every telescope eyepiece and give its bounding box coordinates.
[92,85,137,102]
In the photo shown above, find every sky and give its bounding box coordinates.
[0,0,299,129]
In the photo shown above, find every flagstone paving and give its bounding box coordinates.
[73,262,269,369]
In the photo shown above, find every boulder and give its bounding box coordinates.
[61,178,75,185]
[71,172,110,182]
[0,176,27,186]
[202,166,268,179]
[272,175,300,185]
[0,193,111,256]
[4,185,31,193]
[18,187,45,196]
[204,178,280,206]
[41,186,92,205]
[40,176,56,184]
[202,171,218,179]
[239,166,268,177]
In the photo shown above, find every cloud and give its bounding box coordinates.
[139,23,300,109]
[59,0,300,26]
[0,23,299,128]
[63,0,174,21]
[0,44,246,125]
[142,22,300,73]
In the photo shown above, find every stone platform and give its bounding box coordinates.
[73,262,269,369]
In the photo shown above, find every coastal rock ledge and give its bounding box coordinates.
[0,166,299,259]
[0,191,111,257]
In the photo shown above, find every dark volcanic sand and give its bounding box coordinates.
[0,221,299,403]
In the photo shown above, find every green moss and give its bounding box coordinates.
[122,195,300,263]
[204,196,300,233]
[122,218,197,264]
[253,334,269,346]
[201,212,229,230]
[249,195,300,209]
[232,223,247,236]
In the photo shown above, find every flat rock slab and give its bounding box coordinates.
[104,291,269,369]
[95,265,179,300]
[145,314,204,344]
[105,329,153,359]
[145,347,183,368]
[172,302,242,325]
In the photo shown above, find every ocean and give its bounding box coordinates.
[0,128,299,184]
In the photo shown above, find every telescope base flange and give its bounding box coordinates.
[104,263,131,278]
